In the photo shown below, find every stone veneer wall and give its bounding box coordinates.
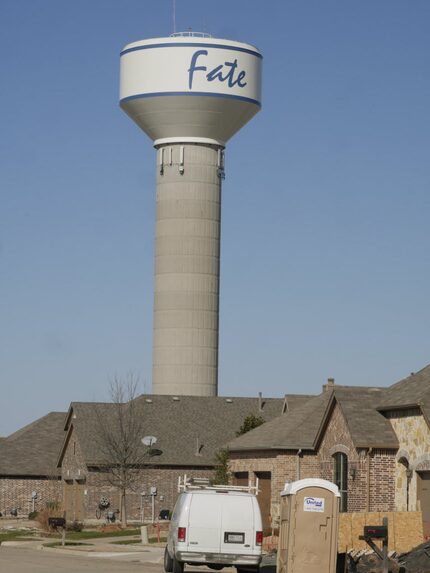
[385,408,430,511]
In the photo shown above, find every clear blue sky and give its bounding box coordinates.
[1,1,429,435]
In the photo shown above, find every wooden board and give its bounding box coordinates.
[338,511,423,553]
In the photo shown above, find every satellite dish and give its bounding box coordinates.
[142,435,157,446]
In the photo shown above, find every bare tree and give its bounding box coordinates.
[93,373,148,527]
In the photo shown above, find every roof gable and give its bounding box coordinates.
[320,387,398,449]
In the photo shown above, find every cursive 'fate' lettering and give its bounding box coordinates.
[188,50,247,90]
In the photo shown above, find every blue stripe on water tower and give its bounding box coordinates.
[120,42,263,59]
[120,91,261,107]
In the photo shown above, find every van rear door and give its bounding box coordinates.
[220,494,255,554]
[187,493,222,552]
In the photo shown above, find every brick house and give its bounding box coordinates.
[4,363,430,530]
[228,366,430,534]
[57,394,303,523]
[228,383,400,530]
[377,365,430,535]
[0,412,65,517]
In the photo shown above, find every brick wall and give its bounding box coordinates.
[369,449,396,511]
[61,425,87,480]
[0,477,62,517]
[61,425,216,522]
[318,402,368,512]
[85,466,215,522]
[230,450,318,527]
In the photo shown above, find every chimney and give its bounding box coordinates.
[323,378,335,392]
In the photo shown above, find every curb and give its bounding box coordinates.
[2,541,45,550]
[1,539,165,558]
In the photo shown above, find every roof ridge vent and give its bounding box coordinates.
[258,391,265,411]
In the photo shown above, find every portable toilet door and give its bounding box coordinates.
[277,478,340,573]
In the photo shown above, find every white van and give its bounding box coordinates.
[164,476,263,573]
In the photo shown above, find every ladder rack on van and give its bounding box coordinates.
[178,474,259,495]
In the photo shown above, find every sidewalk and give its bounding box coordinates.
[2,535,165,560]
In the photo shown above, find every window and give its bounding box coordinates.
[333,452,348,512]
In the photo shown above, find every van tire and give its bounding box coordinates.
[173,557,184,573]
[164,547,173,572]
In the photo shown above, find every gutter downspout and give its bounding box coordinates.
[367,448,373,511]
[296,449,302,480]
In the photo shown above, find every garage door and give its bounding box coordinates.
[234,472,249,487]
[255,471,271,533]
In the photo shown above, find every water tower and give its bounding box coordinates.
[120,33,262,396]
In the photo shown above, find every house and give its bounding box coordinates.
[377,365,430,535]
[57,394,308,522]
[228,382,399,530]
[4,362,430,529]
[0,412,66,517]
[228,366,430,535]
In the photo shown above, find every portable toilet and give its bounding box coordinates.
[277,478,340,573]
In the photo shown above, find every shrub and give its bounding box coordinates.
[28,511,39,520]
[236,413,265,437]
[36,507,64,532]
[66,521,83,532]
[45,501,61,511]
[213,448,231,485]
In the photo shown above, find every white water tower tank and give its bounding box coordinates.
[120,33,262,396]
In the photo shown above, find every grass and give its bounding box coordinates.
[66,528,141,540]
[149,536,167,543]
[44,541,93,547]
[0,529,37,544]
[0,527,166,546]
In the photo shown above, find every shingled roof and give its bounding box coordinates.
[228,386,398,452]
[378,364,430,411]
[227,392,331,451]
[0,412,66,476]
[60,394,310,468]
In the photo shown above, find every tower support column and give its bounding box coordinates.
[152,142,224,396]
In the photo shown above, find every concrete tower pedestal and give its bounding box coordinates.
[153,143,222,395]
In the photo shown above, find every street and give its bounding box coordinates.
[0,546,239,573]
[0,545,161,572]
